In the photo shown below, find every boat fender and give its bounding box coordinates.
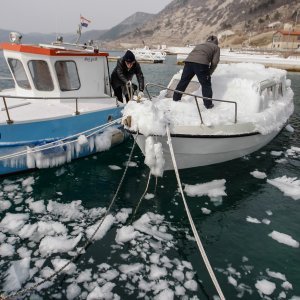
[122,116,132,127]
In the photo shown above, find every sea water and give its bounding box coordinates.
[0,52,300,299]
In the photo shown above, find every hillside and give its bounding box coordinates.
[102,0,300,48]
[100,12,154,41]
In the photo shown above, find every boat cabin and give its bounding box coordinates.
[0,36,112,100]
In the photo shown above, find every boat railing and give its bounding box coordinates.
[0,95,118,124]
[144,83,238,124]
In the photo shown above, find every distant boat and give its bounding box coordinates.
[130,46,166,63]
[0,32,126,176]
[123,63,294,170]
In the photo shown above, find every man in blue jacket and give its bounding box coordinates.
[111,50,144,103]
[173,35,220,109]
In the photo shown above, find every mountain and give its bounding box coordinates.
[1,0,299,48]
[0,29,107,44]
[105,0,300,47]
[99,12,154,41]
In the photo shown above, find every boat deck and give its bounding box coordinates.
[0,97,121,124]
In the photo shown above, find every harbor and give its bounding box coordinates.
[0,51,299,299]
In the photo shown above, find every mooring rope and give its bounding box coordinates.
[0,133,139,300]
[129,170,152,224]
[166,125,225,300]
[0,118,123,161]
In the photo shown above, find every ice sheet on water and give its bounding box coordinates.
[250,170,267,179]
[267,176,300,200]
[268,231,299,248]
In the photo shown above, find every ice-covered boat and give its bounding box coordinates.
[0,32,126,176]
[122,63,294,171]
[131,47,166,63]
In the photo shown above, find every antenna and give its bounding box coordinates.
[76,24,82,44]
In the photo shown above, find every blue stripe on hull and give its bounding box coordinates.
[0,107,125,175]
[0,107,122,143]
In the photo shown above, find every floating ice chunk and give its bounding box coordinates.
[22,176,35,187]
[52,258,76,275]
[28,200,46,214]
[133,213,173,241]
[76,269,92,283]
[180,261,192,271]
[173,269,184,282]
[267,176,300,200]
[250,170,267,179]
[86,282,116,300]
[0,213,29,234]
[285,124,294,132]
[138,278,154,292]
[184,179,227,198]
[246,216,261,224]
[149,264,167,280]
[266,269,286,281]
[282,281,293,290]
[17,247,31,258]
[184,279,198,291]
[108,165,122,170]
[154,288,174,300]
[0,200,11,211]
[115,225,140,244]
[228,275,238,286]
[262,219,271,225]
[118,263,144,275]
[255,279,276,296]
[268,231,299,248]
[100,269,119,281]
[115,208,132,224]
[39,234,82,256]
[3,184,18,193]
[47,200,84,221]
[86,215,115,241]
[201,207,211,214]
[127,161,138,167]
[66,283,81,300]
[270,151,282,156]
[2,257,30,292]
[0,243,15,257]
[175,285,186,296]
[145,193,155,200]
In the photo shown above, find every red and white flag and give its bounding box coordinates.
[80,15,91,28]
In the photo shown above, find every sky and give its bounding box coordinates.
[0,0,172,34]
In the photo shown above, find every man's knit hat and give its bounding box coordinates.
[123,50,135,62]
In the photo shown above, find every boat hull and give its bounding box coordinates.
[135,130,281,170]
[0,108,126,175]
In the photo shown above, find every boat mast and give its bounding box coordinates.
[76,24,82,44]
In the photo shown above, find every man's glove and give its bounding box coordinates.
[138,91,144,98]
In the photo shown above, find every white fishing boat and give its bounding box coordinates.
[122,63,294,171]
[0,32,126,176]
[130,46,166,63]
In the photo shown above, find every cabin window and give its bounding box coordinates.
[28,60,54,91]
[7,58,31,90]
[55,61,80,91]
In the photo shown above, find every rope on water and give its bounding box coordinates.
[1,133,139,300]
[166,125,225,300]
[0,117,123,161]
[129,169,152,224]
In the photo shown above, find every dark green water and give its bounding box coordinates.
[0,53,300,299]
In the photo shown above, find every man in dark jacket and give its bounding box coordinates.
[173,35,220,109]
[111,50,144,103]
